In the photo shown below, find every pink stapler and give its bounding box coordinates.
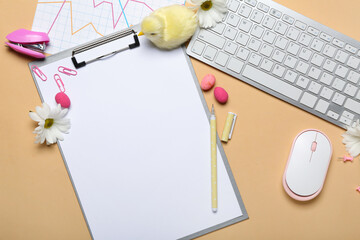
[5,29,49,59]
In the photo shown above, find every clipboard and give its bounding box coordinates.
[29,25,248,240]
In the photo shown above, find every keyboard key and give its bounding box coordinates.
[295,20,307,30]
[236,47,250,60]
[227,13,241,27]
[315,99,330,114]
[346,56,360,69]
[332,92,346,105]
[257,2,270,13]
[236,33,250,46]
[323,44,336,58]
[260,44,274,57]
[320,87,334,99]
[345,44,357,54]
[242,65,302,101]
[204,46,217,60]
[239,19,252,32]
[269,8,282,18]
[262,16,276,29]
[342,111,355,120]
[224,41,238,54]
[275,36,288,50]
[272,64,285,77]
[308,81,322,94]
[248,38,261,51]
[332,78,346,91]
[300,92,317,108]
[356,91,360,100]
[263,30,276,44]
[296,61,309,74]
[310,39,324,52]
[227,57,244,73]
[287,42,300,55]
[249,53,262,66]
[334,50,349,63]
[344,98,360,115]
[296,76,310,89]
[228,0,240,12]
[274,22,288,35]
[210,23,226,35]
[299,33,312,46]
[251,25,264,38]
[198,30,226,49]
[250,10,264,24]
[272,49,285,62]
[245,0,257,7]
[319,32,332,42]
[347,70,360,84]
[238,4,252,18]
[260,58,274,71]
[282,14,294,25]
[308,66,321,80]
[320,72,333,85]
[344,83,358,97]
[327,110,339,120]
[334,65,348,78]
[284,70,297,83]
[323,59,336,72]
[215,52,229,66]
[191,40,205,55]
[310,53,324,67]
[307,26,319,36]
[333,38,345,48]
[224,27,238,40]
[286,27,300,41]
[299,48,312,61]
[339,116,352,126]
[284,55,297,68]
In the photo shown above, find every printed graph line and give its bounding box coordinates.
[37,0,154,36]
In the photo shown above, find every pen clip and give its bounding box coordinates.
[58,66,77,76]
[228,113,237,139]
[54,74,65,92]
[31,65,47,81]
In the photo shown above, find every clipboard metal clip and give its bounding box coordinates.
[71,29,140,69]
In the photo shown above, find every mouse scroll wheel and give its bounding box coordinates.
[311,141,317,152]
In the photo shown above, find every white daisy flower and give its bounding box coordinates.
[188,0,227,28]
[342,119,360,157]
[29,103,71,145]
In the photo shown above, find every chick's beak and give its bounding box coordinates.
[138,31,144,36]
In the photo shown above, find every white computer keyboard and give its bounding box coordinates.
[186,0,360,129]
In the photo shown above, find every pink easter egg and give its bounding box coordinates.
[214,87,228,104]
[55,92,71,108]
[200,74,216,91]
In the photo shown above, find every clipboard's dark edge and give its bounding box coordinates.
[179,46,249,240]
[27,27,248,240]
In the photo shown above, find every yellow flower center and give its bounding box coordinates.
[201,0,213,11]
[44,118,54,129]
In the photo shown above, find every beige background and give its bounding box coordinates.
[1,0,360,239]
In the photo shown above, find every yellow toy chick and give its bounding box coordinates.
[139,5,198,49]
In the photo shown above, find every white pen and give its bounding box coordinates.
[210,104,217,213]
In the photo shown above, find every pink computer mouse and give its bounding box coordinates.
[283,129,332,201]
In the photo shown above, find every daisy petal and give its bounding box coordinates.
[29,111,42,122]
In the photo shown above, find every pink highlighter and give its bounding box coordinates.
[5,29,49,59]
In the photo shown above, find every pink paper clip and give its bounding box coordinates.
[338,155,353,162]
[31,65,47,81]
[54,74,65,92]
[58,66,77,76]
